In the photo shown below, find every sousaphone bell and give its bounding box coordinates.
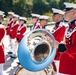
[18,29,56,72]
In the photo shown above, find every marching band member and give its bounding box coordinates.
[5,12,14,54]
[9,14,19,58]
[52,8,66,43]
[16,16,27,43]
[37,15,49,29]
[6,12,14,35]
[56,2,76,75]
[0,12,5,75]
[51,8,66,75]
[31,13,40,30]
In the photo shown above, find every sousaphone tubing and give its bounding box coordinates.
[18,29,56,72]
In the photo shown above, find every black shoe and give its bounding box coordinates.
[10,54,17,58]
[8,52,13,54]
[17,62,21,65]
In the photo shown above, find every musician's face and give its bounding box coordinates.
[13,17,18,22]
[64,10,74,22]
[52,14,62,22]
[8,14,13,19]
[40,19,47,27]
[19,20,24,25]
[32,17,38,24]
[0,16,3,22]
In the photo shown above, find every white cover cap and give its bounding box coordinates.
[39,15,49,20]
[64,2,76,11]
[0,12,4,17]
[52,8,65,15]
[0,10,5,17]
[19,16,27,21]
[31,13,40,18]
[13,14,19,18]
[8,12,14,15]
[0,10,5,14]
[0,12,3,16]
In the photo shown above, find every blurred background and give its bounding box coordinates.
[0,0,76,25]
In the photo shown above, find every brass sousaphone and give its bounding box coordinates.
[18,29,56,72]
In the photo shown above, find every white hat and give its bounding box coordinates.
[8,12,14,15]
[0,12,4,17]
[19,16,27,21]
[0,10,5,17]
[0,13,3,16]
[52,8,65,15]
[0,10,5,14]
[39,15,49,20]
[31,13,40,18]
[13,14,19,18]
[64,2,76,11]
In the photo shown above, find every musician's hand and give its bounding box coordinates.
[50,40,59,48]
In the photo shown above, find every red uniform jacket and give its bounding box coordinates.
[0,24,5,63]
[16,24,27,43]
[10,21,19,39]
[59,20,76,75]
[34,24,49,30]
[52,22,66,60]
[52,22,66,42]
[6,19,13,35]
[31,22,40,30]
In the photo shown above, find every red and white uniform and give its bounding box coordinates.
[31,22,40,30]
[6,19,13,35]
[52,21,66,43]
[0,23,5,64]
[34,24,49,30]
[51,21,66,75]
[16,24,27,43]
[10,21,19,39]
[59,20,76,75]
[9,21,19,54]
[52,21,66,60]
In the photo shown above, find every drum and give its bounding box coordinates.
[14,65,47,75]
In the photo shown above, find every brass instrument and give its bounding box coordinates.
[18,29,56,72]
